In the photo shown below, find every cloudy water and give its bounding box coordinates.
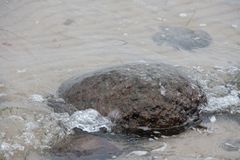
[0,0,240,159]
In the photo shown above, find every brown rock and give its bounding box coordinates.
[56,63,207,135]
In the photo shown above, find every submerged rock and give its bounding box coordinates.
[153,26,212,50]
[49,133,121,160]
[53,63,207,135]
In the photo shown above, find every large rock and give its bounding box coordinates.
[56,63,207,135]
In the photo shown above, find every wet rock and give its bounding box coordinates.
[0,83,7,104]
[151,142,167,152]
[153,26,212,51]
[127,150,148,156]
[56,63,207,135]
[63,19,74,26]
[222,139,240,151]
[233,72,240,90]
[47,95,78,114]
[49,133,121,160]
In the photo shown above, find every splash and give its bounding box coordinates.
[60,108,112,132]
[188,65,240,113]
[0,107,112,159]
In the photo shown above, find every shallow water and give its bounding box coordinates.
[0,0,240,159]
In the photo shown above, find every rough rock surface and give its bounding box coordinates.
[56,63,207,135]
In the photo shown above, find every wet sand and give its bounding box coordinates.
[0,0,240,159]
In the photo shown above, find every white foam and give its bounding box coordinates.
[61,108,112,132]
[0,142,25,159]
[29,94,44,102]
[206,90,240,113]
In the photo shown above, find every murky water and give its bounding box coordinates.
[0,0,240,159]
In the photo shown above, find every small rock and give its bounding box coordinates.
[0,93,7,97]
[17,69,27,73]
[161,135,169,138]
[63,19,74,26]
[35,20,40,24]
[151,142,167,152]
[50,134,121,160]
[205,157,217,160]
[0,83,4,88]
[222,139,240,151]
[209,116,216,123]
[153,26,212,50]
[199,23,207,27]
[153,136,158,140]
[179,13,188,17]
[127,151,148,156]
[2,42,12,46]
[231,24,238,28]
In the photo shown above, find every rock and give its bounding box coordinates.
[47,96,78,114]
[222,139,240,151]
[127,151,148,156]
[55,63,207,135]
[233,72,240,90]
[151,142,167,152]
[49,133,121,160]
[153,26,212,51]
[209,116,216,123]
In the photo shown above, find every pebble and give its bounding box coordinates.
[231,24,238,28]
[0,93,7,97]
[151,142,167,152]
[205,157,218,160]
[17,69,27,73]
[199,23,207,27]
[0,84,4,88]
[179,13,188,17]
[154,136,159,140]
[127,151,148,156]
[209,116,216,123]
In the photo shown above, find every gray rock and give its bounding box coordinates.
[153,26,212,51]
[49,133,121,160]
[54,63,207,135]
[222,139,240,151]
